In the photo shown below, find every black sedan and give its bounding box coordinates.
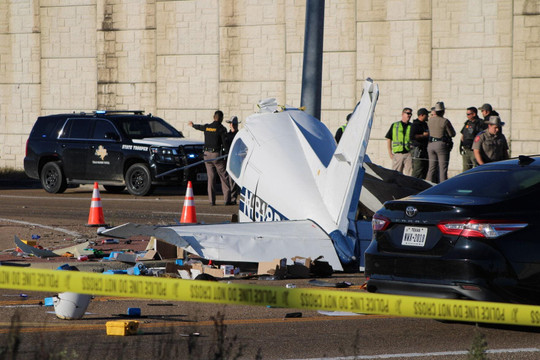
[365,155,540,304]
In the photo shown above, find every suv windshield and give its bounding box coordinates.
[117,117,183,139]
[420,167,540,199]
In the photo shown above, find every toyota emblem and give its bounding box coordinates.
[405,206,418,218]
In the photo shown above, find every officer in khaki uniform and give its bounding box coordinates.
[426,102,456,183]
[472,116,509,165]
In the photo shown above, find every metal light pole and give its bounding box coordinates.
[300,0,325,121]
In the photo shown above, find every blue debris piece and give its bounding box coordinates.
[57,264,79,271]
[127,262,148,276]
[103,251,124,261]
[44,297,54,306]
[103,270,128,275]
[127,307,141,317]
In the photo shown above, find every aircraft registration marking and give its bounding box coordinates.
[239,187,288,222]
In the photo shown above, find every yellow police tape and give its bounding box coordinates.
[1,266,540,327]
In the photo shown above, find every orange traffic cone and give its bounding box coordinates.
[180,181,197,224]
[87,182,107,227]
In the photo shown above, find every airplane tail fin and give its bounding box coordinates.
[318,79,379,232]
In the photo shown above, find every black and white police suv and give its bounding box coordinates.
[24,110,207,196]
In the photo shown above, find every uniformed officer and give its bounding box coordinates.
[189,110,232,205]
[426,102,456,183]
[479,103,500,128]
[409,108,430,179]
[385,108,413,176]
[460,107,486,171]
[472,116,509,165]
[225,115,240,205]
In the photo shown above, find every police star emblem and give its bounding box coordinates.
[95,145,108,160]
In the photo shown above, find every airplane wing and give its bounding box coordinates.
[99,220,343,271]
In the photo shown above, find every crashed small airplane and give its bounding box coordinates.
[101,78,401,272]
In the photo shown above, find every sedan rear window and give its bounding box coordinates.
[420,168,540,199]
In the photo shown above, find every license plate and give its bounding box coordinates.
[196,173,207,181]
[402,226,428,247]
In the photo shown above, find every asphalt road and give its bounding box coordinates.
[1,183,540,360]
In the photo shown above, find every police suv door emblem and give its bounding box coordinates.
[95,145,108,160]
[405,206,418,218]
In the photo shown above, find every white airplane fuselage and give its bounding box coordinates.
[101,79,379,272]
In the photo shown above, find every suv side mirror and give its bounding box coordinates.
[104,132,120,141]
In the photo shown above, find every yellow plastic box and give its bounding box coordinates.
[106,320,140,336]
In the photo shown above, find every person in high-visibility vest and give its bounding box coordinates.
[334,112,352,143]
[385,108,413,175]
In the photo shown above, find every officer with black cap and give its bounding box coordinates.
[189,110,232,205]
[409,108,430,179]
[472,116,509,165]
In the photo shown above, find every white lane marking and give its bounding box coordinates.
[0,218,82,238]
[288,348,540,359]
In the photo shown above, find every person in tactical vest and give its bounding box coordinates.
[409,108,430,179]
[460,107,486,171]
[189,110,232,205]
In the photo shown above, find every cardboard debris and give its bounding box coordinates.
[166,262,237,279]
[53,241,93,258]
[140,249,158,260]
[257,258,287,276]
[191,263,225,279]
[291,256,311,269]
[145,236,184,260]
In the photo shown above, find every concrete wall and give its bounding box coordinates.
[1,0,539,177]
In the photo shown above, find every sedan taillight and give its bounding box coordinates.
[372,213,391,232]
[437,220,527,239]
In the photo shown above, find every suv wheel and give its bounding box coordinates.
[125,163,154,196]
[41,161,68,194]
[103,185,125,194]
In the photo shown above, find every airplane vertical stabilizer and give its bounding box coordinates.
[318,79,379,233]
